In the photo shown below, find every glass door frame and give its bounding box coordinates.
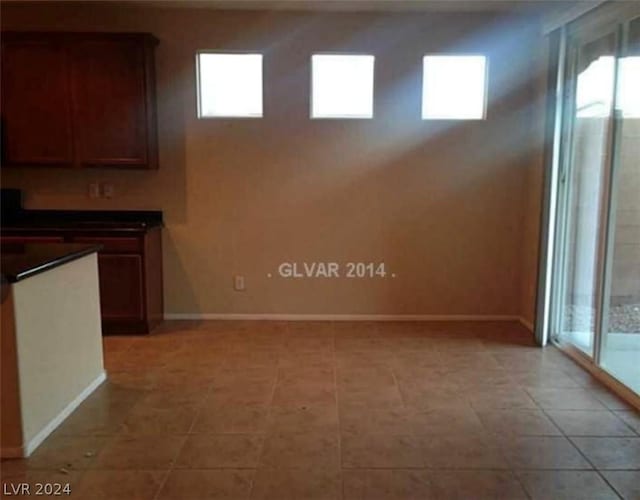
[549,20,621,366]
[598,17,636,370]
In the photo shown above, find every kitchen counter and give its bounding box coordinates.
[1,243,105,458]
[0,228,164,335]
[1,243,102,283]
[0,192,164,335]
[2,209,163,233]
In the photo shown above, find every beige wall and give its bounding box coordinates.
[1,4,546,318]
[517,36,548,327]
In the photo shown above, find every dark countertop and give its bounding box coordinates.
[1,243,102,283]
[1,209,164,233]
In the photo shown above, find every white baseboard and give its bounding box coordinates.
[518,317,535,332]
[164,313,523,322]
[19,371,106,458]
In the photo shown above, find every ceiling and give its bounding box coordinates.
[2,0,583,13]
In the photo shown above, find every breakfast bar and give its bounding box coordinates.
[1,243,105,458]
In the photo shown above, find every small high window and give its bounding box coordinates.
[311,54,375,119]
[422,55,487,120]
[196,52,263,118]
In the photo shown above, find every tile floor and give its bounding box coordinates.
[1,320,639,499]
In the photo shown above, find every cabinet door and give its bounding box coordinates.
[1,41,74,166]
[97,254,144,321]
[70,39,151,168]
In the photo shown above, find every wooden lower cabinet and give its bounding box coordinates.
[74,229,163,334]
[0,227,163,334]
[97,254,144,321]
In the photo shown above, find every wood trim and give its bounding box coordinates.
[518,316,534,332]
[143,38,159,170]
[143,227,164,328]
[101,319,152,335]
[163,313,525,322]
[1,32,159,45]
[553,341,640,411]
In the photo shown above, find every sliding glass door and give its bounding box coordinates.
[552,13,640,396]
[600,17,640,394]
[555,27,618,357]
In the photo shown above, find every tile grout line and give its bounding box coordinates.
[486,350,607,498]
[153,344,207,500]
[479,349,534,500]
[150,467,173,500]
[535,403,626,500]
[387,339,408,411]
[246,322,289,499]
[561,431,626,500]
[331,322,344,487]
[612,410,640,437]
[154,334,237,500]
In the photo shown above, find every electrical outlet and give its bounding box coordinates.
[234,275,245,291]
[88,182,100,199]
[102,183,115,199]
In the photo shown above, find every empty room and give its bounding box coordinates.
[0,0,639,498]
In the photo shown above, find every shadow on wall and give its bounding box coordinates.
[162,230,201,314]
[182,11,544,316]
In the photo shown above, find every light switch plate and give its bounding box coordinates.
[102,183,115,199]
[88,182,100,199]
[234,275,245,291]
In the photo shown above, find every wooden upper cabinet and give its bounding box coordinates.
[71,37,158,168]
[1,33,159,170]
[1,40,74,166]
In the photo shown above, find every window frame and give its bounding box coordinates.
[195,50,264,119]
[310,52,376,120]
[421,53,489,121]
